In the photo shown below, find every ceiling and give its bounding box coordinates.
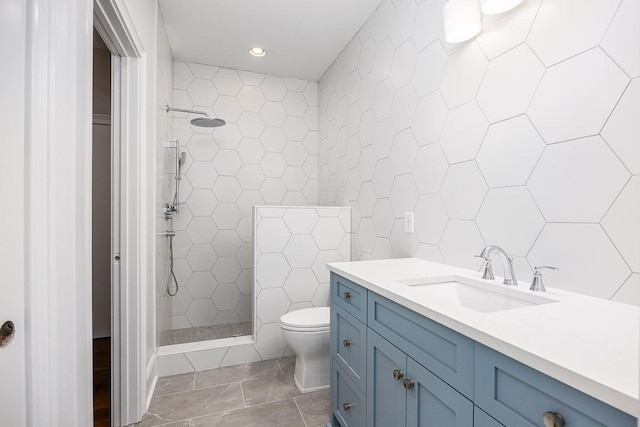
[158,0,383,81]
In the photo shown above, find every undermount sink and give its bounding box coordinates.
[398,275,557,313]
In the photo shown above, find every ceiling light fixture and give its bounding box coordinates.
[443,0,482,44]
[248,47,267,57]
[480,0,524,15]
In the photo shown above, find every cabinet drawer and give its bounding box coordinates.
[332,305,367,392]
[368,292,474,398]
[475,345,636,427]
[474,406,504,427]
[331,273,367,324]
[333,363,366,427]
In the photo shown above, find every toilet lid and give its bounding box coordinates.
[280,307,330,329]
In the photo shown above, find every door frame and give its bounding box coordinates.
[94,0,148,425]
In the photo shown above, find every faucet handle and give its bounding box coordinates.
[530,266,559,292]
[534,266,559,273]
[475,255,495,280]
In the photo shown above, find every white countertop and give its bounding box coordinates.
[327,258,639,417]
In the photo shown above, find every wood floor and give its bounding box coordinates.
[93,337,111,427]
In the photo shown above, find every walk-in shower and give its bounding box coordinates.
[160,106,253,347]
[163,106,226,297]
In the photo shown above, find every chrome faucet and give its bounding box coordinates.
[478,245,518,286]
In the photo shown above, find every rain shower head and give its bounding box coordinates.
[190,117,226,128]
[166,105,226,128]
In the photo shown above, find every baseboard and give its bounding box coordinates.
[145,351,158,410]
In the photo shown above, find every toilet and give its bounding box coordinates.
[280,307,330,393]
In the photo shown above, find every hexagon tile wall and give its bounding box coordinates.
[254,206,351,359]
[170,62,319,331]
[318,0,639,305]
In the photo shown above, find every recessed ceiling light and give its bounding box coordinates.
[248,47,267,57]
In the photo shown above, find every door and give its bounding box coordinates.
[473,407,505,427]
[406,357,473,427]
[367,329,407,427]
[0,0,27,424]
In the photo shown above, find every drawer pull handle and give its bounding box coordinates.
[342,339,351,348]
[342,402,353,412]
[343,291,351,300]
[542,412,565,427]
[402,378,414,390]
[392,369,404,380]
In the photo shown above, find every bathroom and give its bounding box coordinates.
[154,0,639,424]
[1,0,637,426]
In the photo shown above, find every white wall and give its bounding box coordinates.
[92,45,112,338]
[168,62,319,330]
[318,0,639,305]
[155,10,174,347]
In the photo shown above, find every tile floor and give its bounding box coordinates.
[165,322,253,345]
[134,357,329,427]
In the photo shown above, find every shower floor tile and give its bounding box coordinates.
[132,357,330,427]
[165,321,252,345]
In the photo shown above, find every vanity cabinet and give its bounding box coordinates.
[367,329,473,427]
[329,273,637,427]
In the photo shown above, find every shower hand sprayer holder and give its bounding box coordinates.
[163,138,185,221]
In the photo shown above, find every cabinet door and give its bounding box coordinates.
[367,330,407,427]
[406,358,473,427]
[474,406,504,427]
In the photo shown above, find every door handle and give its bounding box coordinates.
[0,320,15,348]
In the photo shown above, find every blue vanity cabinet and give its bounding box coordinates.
[329,273,637,427]
[367,329,473,427]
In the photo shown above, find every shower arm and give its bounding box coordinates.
[166,105,209,117]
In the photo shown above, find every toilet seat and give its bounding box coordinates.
[280,307,330,332]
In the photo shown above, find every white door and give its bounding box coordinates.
[0,0,27,424]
